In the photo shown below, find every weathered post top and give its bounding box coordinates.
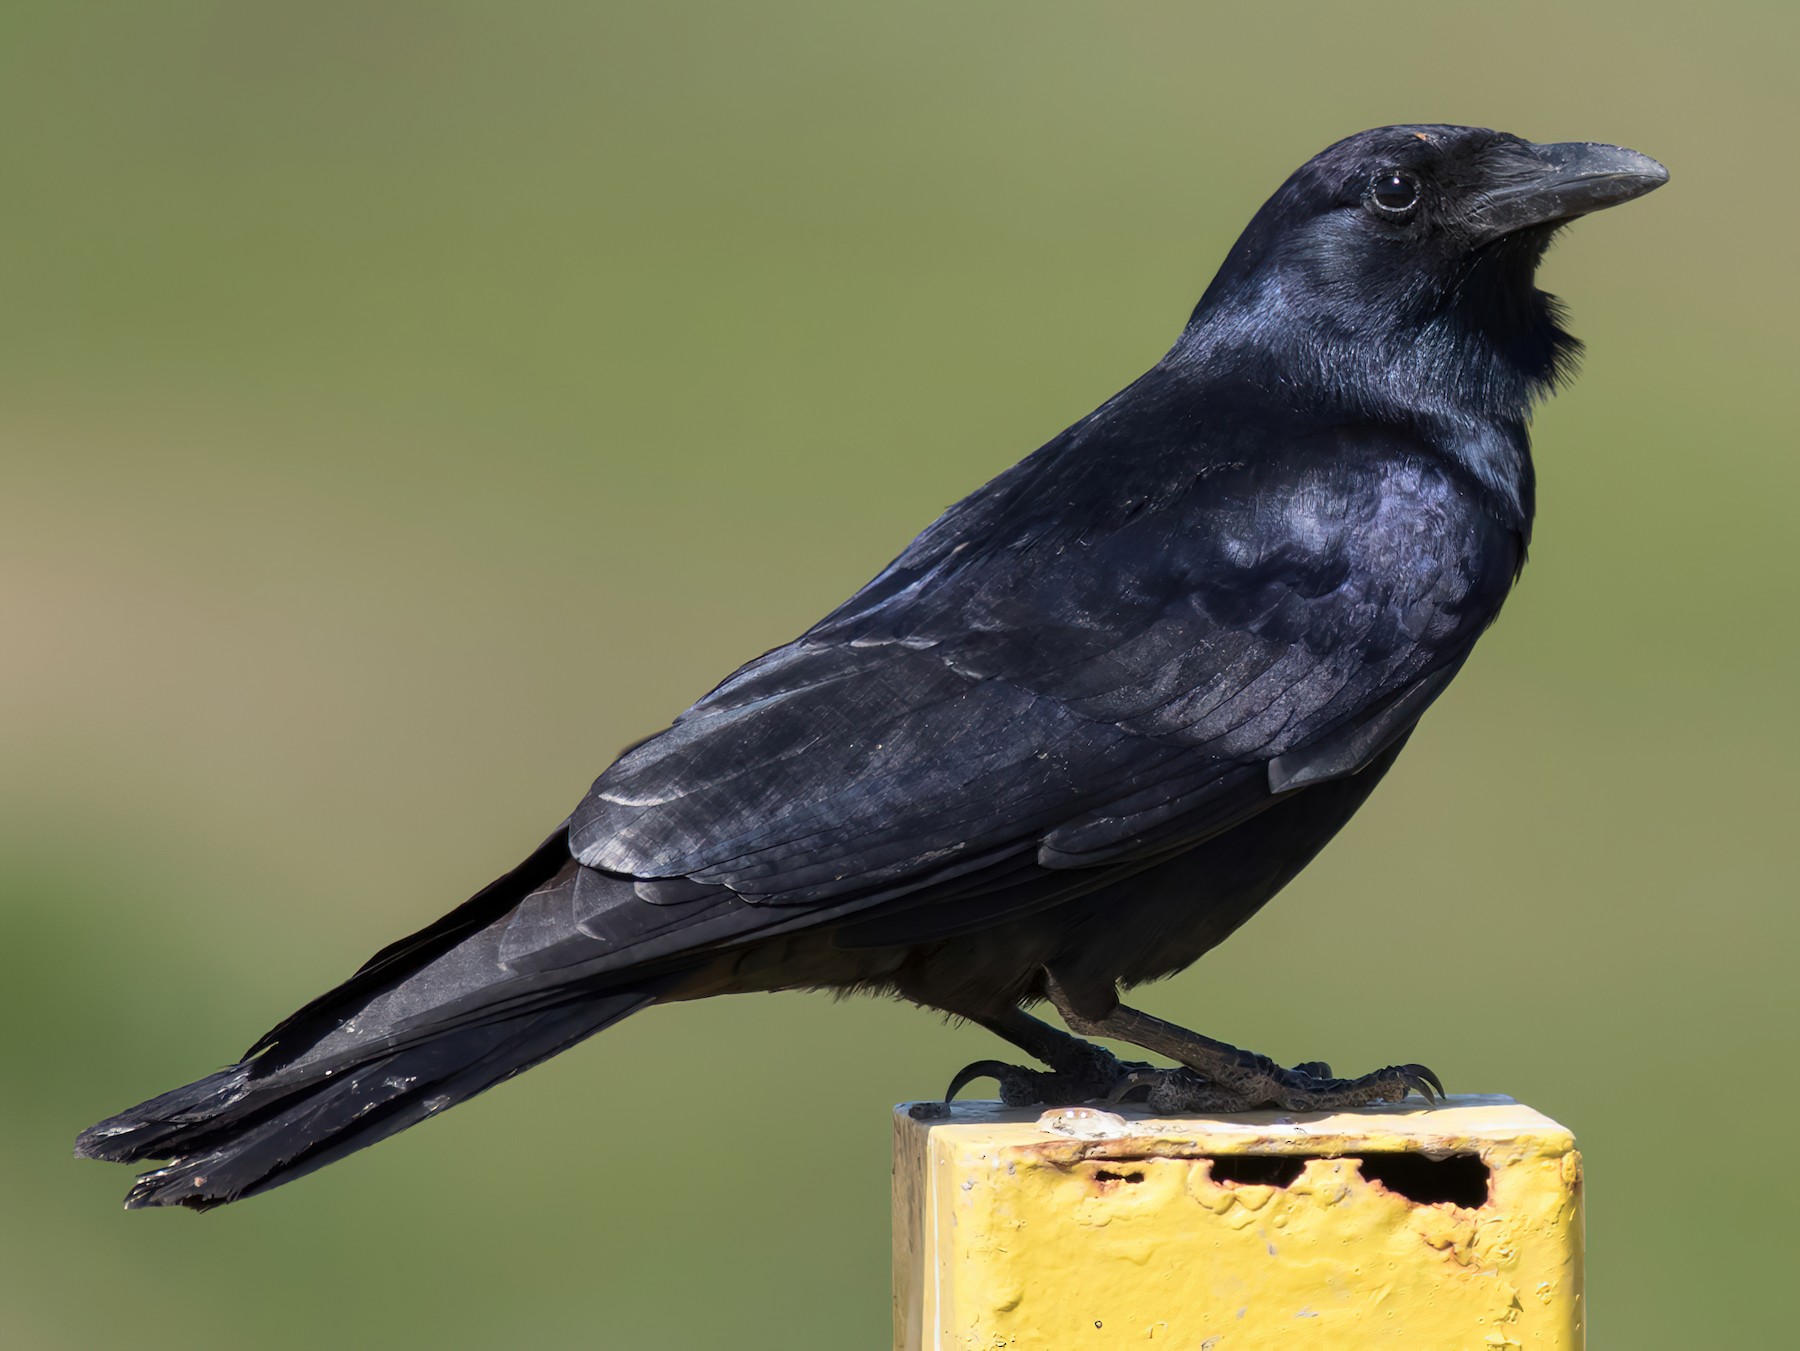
[894,1094,1582,1350]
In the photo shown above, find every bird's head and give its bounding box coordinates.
[1184,124,1668,419]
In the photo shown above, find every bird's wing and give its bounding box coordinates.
[569,412,1517,910]
[249,414,1517,1061]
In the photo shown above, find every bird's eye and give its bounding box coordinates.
[1368,171,1419,215]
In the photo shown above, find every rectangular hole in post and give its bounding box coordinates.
[1352,1152,1490,1207]
[1206,1156,1305,1188]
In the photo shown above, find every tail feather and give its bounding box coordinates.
[75,830,683,1210]
[243,826,575,1064]
[76,989,656,1210]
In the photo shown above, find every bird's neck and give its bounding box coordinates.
[1171,268,1571,542]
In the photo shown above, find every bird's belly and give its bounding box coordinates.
[894,735,1410,1011]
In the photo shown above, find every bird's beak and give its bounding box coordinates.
[1468,141,1668,243]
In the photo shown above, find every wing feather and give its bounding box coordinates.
[567,422,1515,924]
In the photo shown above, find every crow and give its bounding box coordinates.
[77,125,1665,1210]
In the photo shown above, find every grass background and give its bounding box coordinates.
[4,2,1793,1346]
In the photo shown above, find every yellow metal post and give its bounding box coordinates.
[893,1094,1581,1349]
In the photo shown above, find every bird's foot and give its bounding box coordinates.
[945,1041,1148,1108]
[1106,1057,1442,1113]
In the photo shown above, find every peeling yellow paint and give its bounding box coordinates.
[894,1095,1583,1350]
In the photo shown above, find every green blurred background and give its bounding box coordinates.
[4,2,1793,1346]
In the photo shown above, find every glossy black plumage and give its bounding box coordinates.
[76,125,1666,1208]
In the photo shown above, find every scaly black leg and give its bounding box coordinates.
[1043,973,1441,1113]
[941,1006,1147,1107]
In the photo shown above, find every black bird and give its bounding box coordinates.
[77,125,1665,1209]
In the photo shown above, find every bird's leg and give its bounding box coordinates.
[941,1005,1148,1107]
[1043,972,1441,1113]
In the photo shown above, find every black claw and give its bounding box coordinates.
[944,1060,1017,1102]
[944,1046,1145,1108]
[1387,1063,1443,1104]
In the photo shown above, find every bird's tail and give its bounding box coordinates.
[75,830,673,1210]
[74,991,654,1210]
